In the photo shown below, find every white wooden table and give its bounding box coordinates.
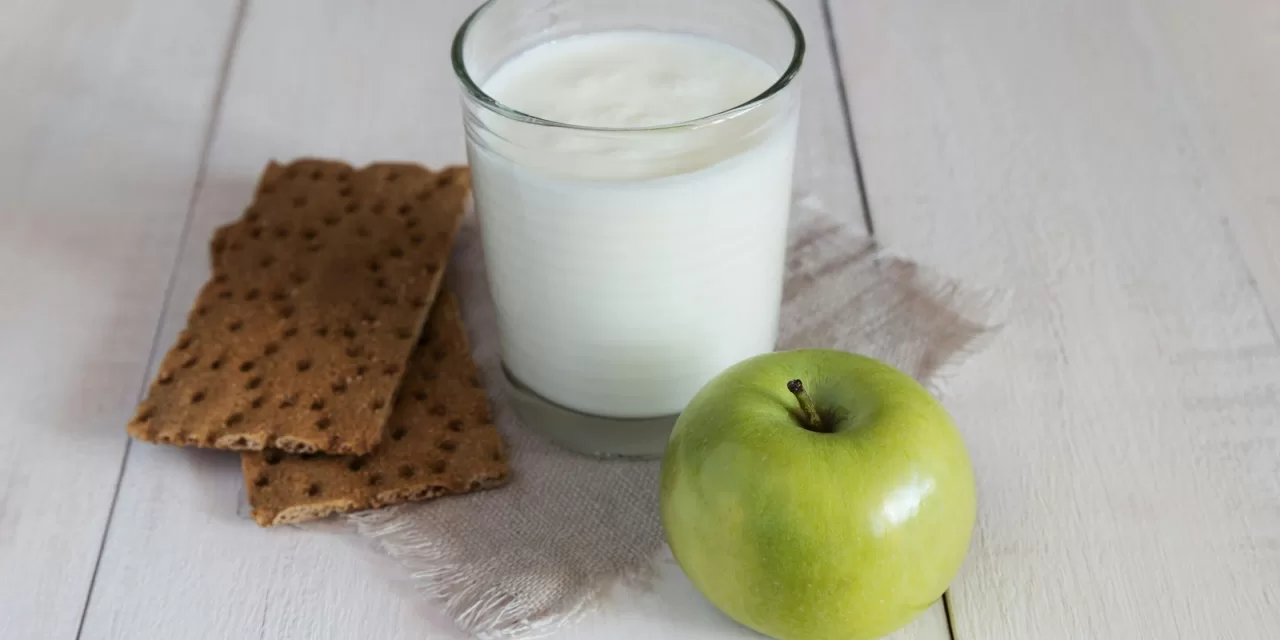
[3,1,1278,638]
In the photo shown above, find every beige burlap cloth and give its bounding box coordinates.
[345,200,1008,638]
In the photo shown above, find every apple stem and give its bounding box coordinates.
[787,379,827,433]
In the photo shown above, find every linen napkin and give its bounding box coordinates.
[345,198,1008,638]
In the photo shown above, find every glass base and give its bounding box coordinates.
[499,365,677,459]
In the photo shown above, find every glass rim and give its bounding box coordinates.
[450,0,806,133]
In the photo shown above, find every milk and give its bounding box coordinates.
[466,30,799,418]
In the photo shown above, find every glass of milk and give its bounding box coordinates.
[453,0,803,457]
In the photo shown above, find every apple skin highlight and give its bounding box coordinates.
[660,349,976,640]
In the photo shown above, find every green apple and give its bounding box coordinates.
[660,349,975,640]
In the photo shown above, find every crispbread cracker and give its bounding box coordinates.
[128,159,469,455]
[242,292,509,526]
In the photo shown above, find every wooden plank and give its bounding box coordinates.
[829,0,1280,638]
[83,0,947,639]
[0,1,240,637]
[1131,0,1280,330]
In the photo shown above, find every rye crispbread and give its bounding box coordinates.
[127,159,469,455]
[241,292,509,526]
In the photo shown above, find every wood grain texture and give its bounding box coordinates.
[830,0,1280,638]
[1131,0,1280,331]
[81,0,953,638]
[0,0,239,637]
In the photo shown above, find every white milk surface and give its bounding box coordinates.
[468,30,798,418]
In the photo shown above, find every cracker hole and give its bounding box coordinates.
[244,288,260,301]
[399,465,415,479]
[491,450,503,462]
[331,380,347,394]
[438,440,457,452]
[469,480,483,491]
[367,473,382,486]
[249,227,262,239]
[225,412,244,427]
[296,359,312,373]
[306,243,323,253]
[429,460,447,474]
[259,255,275,268]
[374,276,389,289]
[228,320,243,332]
[290,271,308,285]
[405,218,419,229]
[250,396,265,409]
[362,311,378,324]
[213,273,229,285]
[310,168,323,180]
[426,261,440,274]
[292,196,307,208]
[412,390,428,402]
[323,215,340,227]
[181,355,199,369]
[344,202,358,214]
[263,342,279,356]
[244,209,261,222]
[371,201,386,214]
[348,458,366,472]
[355,365,368,376]
[371,398,387,411]
[177,335,193,350]
[342,326,357,339]
[345,345,362,358]
[254,474,269,488]
[409,233,425,246]
[245,377,262,390]
[356,225,371,237]
[429,404,446,417]
[382,364,400,376]
[316,417,331,430]
[469,375,482,388]
[284,167,299,179]
[396,204,411,216]
[301,228,317,241]
[239,360,255,373]
[447,419,463,432]
[315,326,329,337]
[309,398,325,411]
[305,483,321,497]
[274,227,290,239]
[367,259,381,274]
[279,394,298,409]
[391,427,407,441]
[409,296,427,309]
[388,246,404,258]
[283,327,298,339]
[270,289,287,302]
[432,349,447,362]
[228,240,243,251]
[278,304,295,319]
[218,290,233,300]
[264,450,283,464]
[195,306,209,317]
[387,171,400,182]
[134,407,154,424]
[339,186,353,197]
[436,174,454,187]
[209,358,224,371]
